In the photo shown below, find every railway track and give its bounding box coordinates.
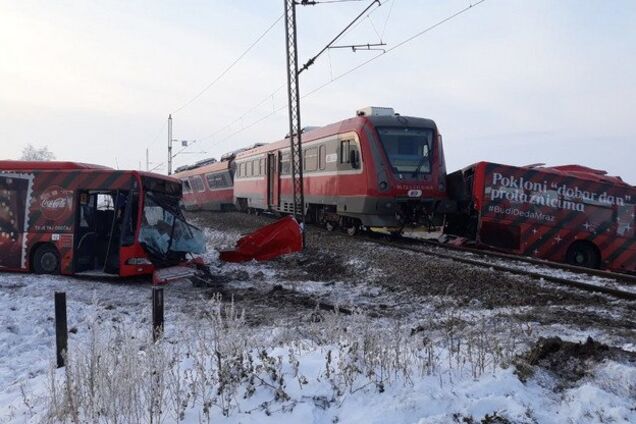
[373,235,636,301]
[193,210,636,301]
[416,238,636,284]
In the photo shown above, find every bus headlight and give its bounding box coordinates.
[126,257,152,265]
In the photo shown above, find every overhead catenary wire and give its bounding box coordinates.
[170,13,284,115]
[146,12,284,171]
[304,0,489,98]
[157,0,391,164]
[299,0,382,74]
[172,0,488,164]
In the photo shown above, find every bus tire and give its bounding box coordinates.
[566,241,600,269]
[32,244,61,275]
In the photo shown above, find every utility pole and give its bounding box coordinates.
[167,114,173,175]
[145,148,149,171]
[284,0,306,247]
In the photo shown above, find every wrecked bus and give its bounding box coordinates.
[445,162,635,273]
[0,161,205,277]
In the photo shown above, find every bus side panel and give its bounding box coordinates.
[477,163,635,272]
[24,170,136,274]
[0,172,33,271]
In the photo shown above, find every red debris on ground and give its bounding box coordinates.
[220,215,303,262]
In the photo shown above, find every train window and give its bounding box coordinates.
[181,179,192,193]
[260,159,265,176]
[319,145,326,170]
[281,152,291,175]
[340,140,351,164]
[191,176,206,192]
[206,173,227,189]
[304,147,318,172]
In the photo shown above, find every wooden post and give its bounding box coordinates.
[54,292,68,368]
[152,287,164,341]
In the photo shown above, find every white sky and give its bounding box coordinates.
[1,0,635,183]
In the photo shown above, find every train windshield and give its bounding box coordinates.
[377,127,434,176]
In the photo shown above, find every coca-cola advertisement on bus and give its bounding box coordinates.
[0,173,33,269]
[30,185,74,233]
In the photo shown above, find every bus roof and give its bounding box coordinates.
[469,161,632,188]
[0,160,112,171]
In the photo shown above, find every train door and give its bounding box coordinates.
[267,153,280,209]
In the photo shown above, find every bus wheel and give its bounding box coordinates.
[33,244,61,274]
[566,241,600,269]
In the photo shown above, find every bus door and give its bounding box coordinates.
[75,190,127,274]
[267,153,280,209]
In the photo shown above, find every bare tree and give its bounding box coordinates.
[20,144,55,161]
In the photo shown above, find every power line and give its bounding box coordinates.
[171,13,284,115]
[299,0,381,74]
[172,0,488,164]
[196,85,285,143]
[150,1,389,163]
[303,0,489,98]
[380,0,396,40]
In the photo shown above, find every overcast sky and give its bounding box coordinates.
[1,0,635,184]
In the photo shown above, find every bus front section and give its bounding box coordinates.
[132,175,206,274]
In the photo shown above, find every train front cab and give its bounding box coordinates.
[353,112,450,231]
[300,110,451,232]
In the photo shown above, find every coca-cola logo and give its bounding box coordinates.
[39,186,73,221]
[41,198,68,209]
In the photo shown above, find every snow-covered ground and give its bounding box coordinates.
[1,224,635,423]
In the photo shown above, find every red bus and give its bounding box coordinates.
[0,161,205,277]
[445,162,635,273]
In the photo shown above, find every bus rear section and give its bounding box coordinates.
[0,162,205,277]
[445,162,635,273]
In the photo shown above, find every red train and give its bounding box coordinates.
[174,107,635,273]
[176,157,235,211]
[233,106,448,233]
[176,107,449,233]
[445,162,636,273]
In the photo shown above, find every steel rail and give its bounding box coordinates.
[413,238,636,285]
[378,240,636,301]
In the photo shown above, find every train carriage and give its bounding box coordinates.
[233,107,449,232]
[445,161,636,273]
[175,159,235,211]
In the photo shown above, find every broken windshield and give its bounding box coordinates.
[138,193,206,259]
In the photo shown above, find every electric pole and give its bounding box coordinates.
[284,0,306,247]
[145,148,149,171]
[167,114,173,175]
